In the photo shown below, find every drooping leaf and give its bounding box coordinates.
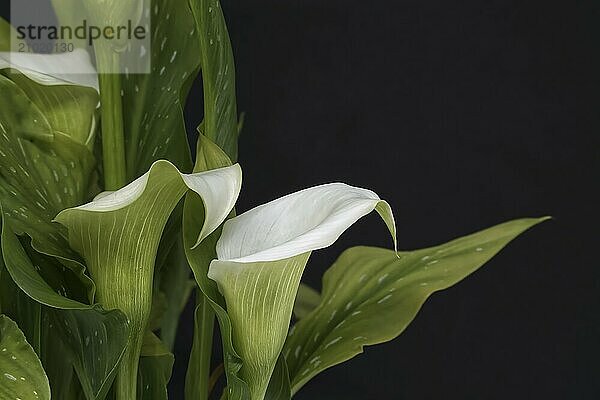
[137,332,174,400]
[1,215,129,400]
[56,160,241,399]
[208,184,396,399]
[183,134,249,400]
[121,0,201,179]
[0,314,50,400]
[189,0,240,160]
[293,283,321,321]
[284,217,549,394]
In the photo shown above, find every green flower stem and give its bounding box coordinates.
[186,291,216,400]
[95,43,127,190]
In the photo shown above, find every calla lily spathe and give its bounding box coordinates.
[56,161,242,400]
[208,183,397,400]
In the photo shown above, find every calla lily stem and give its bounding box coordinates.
[96,43,127,191]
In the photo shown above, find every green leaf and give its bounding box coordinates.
[189,0,240,160]
[0,73,97,297]
[122,0,201,179]
[8,73,99,150]
[293,283,321,320]
[137,332,174,400]
[51,308,128,400]
[0,314,50,400]
[157,237,195,350]
[0,17,13,51]
[1,214,129,400]
[183,135,249,400]
[284,217,549,394]
[263,354,291,400]
[56,160,241,399]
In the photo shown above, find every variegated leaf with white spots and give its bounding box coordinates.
[0,314,50,400]
[121,0,201,179]
[284,218,549,394]
[189,0,239,161]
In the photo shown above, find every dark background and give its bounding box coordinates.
[3,1,599,399]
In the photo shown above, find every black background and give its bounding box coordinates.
[3,1,599,399]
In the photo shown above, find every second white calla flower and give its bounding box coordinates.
[208,183,396,400]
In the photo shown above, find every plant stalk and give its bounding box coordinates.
[95,43,127,190]
[185,290,215,400]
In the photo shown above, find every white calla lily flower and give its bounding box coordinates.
[208,183,396,400]
[56,161,242,399]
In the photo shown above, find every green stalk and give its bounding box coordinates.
[96,43,127,191]
[185,290,215,400]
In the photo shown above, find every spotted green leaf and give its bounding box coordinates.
[56,160,241,399]
[284,217,549,394]
[122,0,201,179]
[0,314,50,400]
[189,0,240,160]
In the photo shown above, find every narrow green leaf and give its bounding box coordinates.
[189,0,239,160]
[284,217,549,394]
[293,283,321,320]
[0,314,50,400]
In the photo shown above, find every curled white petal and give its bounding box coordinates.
[0,49,99,91]
[60,160,242,243]
[215,183,397,263]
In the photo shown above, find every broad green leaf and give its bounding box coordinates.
[184,135,249,400]
[0,314,50,400]
[1,215,129,400]
[122,0,201,179]
[284,217,549,394]
[189,0,240,160]
[0,72,97,297]
[293,283,321,320]
[137,332,174,400]
[208,184,396,400]
[56,161,241,399]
